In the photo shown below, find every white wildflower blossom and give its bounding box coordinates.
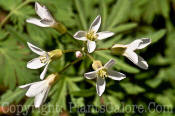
[19,74,56,108]
[112,38,151,70]
[74,15,114,53]
[26,2,56,27]
[27,42,51,80]
[84,59,126,96]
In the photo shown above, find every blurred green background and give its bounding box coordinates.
[0,0,175,115]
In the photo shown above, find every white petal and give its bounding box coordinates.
[108,70,126,80]
[87,40,96,53]
[34,87,50,108]
[137,38,151,49]
[35,2,53,20]
[84,71,97,79]
[26,80,47,97]
[128,38,151,51]
[124,50,148,69]
[40,19,55,26]
[27,42,45,55]
[127,39,142,51]
[96,77,106,96]
[26,18,51,27]
[40,62,50,80]
[124,50,138,65]
[97,31,115,40]
[27,57,46,69]
[104,59,115,69]
[19,82,41,89]
[19,83,33,89]
[89,15,101,33]
[73,31,87,41]
[137,55,148,70]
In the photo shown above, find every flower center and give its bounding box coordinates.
[40,55,48,63]
[86,31,98,41]
[97,68,108,78]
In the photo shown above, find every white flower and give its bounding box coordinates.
[84,59,126,96]
[74,15,114,53]
[19,74,56,108]
[27,42,51,80]
[26,2,56,27]
[112,38,151,70]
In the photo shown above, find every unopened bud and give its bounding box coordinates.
[92,60,103,70]
[75,51,83,58]
[48,49,63,60]
[111,44,127,55]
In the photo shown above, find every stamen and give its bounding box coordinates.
[86,31,98,41]
[97,68,108,78]
[40,55,48,63]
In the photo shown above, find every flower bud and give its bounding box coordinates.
[48,49,63,60]
[92,60,103,70]
[111,44,127,55]
[75,51,83,58]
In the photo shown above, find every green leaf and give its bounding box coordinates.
[67,78,85,115]
[149,29,166,44]
[70,88,96,97]
[0,39,36,89]
[100,0,108,30]
[111,23,138,33]
[21,98,34,112]
[145,77,162,88]
[74,0,87,30]
[107,0,131,29]
[5,25,29,43]
[48,77,67,115]
[120,83,145,94]
[0,88,25,106]
[159,0,170,19]
[0,0,22,11]
[0,29,8,40]
[26,24,59,47]
[156,95,173,108]
[97,34,123,48]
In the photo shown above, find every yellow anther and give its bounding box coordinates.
[86,31,98,41]
[97,68,108,78]
[40,56,48,63]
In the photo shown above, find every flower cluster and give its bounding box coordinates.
[19,2,151,108]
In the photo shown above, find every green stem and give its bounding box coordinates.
[86,53,95,61]
[96,47,111,51]
[59,57,83,74]
[0,0,32,28]
[63,49,80,54]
